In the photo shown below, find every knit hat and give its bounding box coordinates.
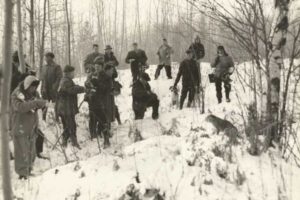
[94,56,104,65]
[63,65,75,73]
[140,72,151,81]
[24,75,40,90]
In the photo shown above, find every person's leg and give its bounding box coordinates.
[179,87,188,109]
[155,65,164,79]
[224,79,231,102]
[96,108,111,148]
[147,94,159,119]
[69,115,80,149]
[35,130,44,156]
[89,110,97,139]
[131,66,138,82]
[60,115,69,147]
[187,87,196,107]
[215,78,223,103]
[115,105,121,125]
[164,65,172,79]
[134,109,145,120]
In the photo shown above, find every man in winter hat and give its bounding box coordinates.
[56,65,85,149]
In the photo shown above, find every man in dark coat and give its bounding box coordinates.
[173,50,200,109]
[104,45,122,125]
[84,44,104,73]
[125,43,148,82]
[11,75,47,179]
[56,65,85,149]
[41,52,62,102]
[211,46,234,103]
[132,72,159,120]
[155,38,174,79]
[90,64,116,148]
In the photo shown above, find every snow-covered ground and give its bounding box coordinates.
[3,63,300,200]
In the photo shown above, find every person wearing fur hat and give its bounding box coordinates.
[104,45,119,67]
[56,65,85,149]
[90,64,116,148]
[11,75,47,179]
[132,72,159,120]
[211,45,234,103]
[173,49,200,109]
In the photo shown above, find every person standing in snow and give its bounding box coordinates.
[84,44,104,73]
[125,42,148,82]
[132,72,159,120]
[104,45,122,125]
[173,50,200,110]
[41,52,63,122]
[11,75,48,179]
[211,46,234,103]
[154,38,174,80]
[56,65,85,149]
[90,64,116,148]
[188,36,205,61]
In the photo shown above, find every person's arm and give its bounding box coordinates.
[60,79,85,95]
[113,55,119,66]
[53,65,63,92]
[200,44,205,59]
[211,56,219,68]
[125,52,131,64]
[11,92,47,113]
[174,63,183,86]
[141,50,148,65]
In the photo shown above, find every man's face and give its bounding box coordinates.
[187,53,193,59]
[93,46,99,53]
[105,49,112,54]
[195,37,200,43]
[45,56,53,64]
[163,40,168,45]
[69,71,75,79]
[217,50,224,56]
[95,64,103,72]
[28,85,37,94]
[133,44,138,51]
[106,68,114,77]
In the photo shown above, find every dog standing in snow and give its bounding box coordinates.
[205,114,239,144]
[170,86,179,108]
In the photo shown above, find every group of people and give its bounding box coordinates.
[2,35,235,180]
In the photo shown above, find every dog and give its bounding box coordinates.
[170,86,179,106]
[205,114,239,144]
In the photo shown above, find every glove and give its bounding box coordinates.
[34,99,47,109]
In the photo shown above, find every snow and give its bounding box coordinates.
[2,63,300,200]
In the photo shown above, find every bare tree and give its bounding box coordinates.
[65,0,71,65]
[29,0,35,68]
[0,0,14,199]
[16,0,26,73]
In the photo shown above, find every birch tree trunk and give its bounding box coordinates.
[266,0,290,146]
[39,0,47,77]
[65,0,71,65]
[29,0,35,68]
[0,0,14,199]
[48,0,54,52]
[17,0,26,73]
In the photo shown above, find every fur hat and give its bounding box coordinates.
[63,65,75,73]
[24,75,40,90]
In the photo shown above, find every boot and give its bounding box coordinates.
[103,133,111,149]
[37,153,49,160]
[62,138,68,148]
[226,98,231,103]
[187,101,192,108]
[71,136,81,150]
[152,112,159,120]
[19,175,28,180]
[218,98,222,104]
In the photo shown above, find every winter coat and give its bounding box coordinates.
[56,76,85,116]
[132,80,157,112]
[11,84,47,176]
[211,55,234,78]
[90,71,115,122]
[174,58,200,87]
[84,52,104,72]
[189,42,205,60]
[104,52,119,67]
[125,49,148,73]
[41,62,63,101]
[157,44,174,66]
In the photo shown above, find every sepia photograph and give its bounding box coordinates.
[0,0,300,199]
